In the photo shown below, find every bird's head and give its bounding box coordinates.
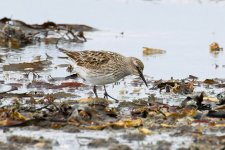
[128,57,148,87]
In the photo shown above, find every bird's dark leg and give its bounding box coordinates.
[93,85,98,98]
[103,85,119,103]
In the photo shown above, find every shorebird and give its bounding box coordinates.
[56,44,148,102]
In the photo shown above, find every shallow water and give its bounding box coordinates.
[1,0,225,80]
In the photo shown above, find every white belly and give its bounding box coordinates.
[75,66,127,85]
[85,75,119,85]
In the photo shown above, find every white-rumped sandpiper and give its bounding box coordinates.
[57,44,147,102]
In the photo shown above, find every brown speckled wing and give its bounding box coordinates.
[62,50,115,69]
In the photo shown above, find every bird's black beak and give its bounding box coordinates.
[137,67,148,87]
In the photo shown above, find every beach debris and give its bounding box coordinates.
[154,80,195,94]
[210,42,223,51]
[0,17,94,48]
[3,60,51,71]
[143,47,166,56]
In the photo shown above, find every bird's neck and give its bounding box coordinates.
[125,57,135,75]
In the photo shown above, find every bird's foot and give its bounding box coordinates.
[104,92,119,103]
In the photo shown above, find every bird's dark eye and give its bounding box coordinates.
[136,66,141,73]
